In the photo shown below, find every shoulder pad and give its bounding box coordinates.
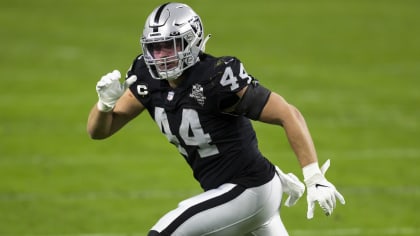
[213,56,253,93]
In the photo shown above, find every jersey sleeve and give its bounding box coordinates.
[212,57,255,112]
[125,54,143,80]
[125,55,154,106]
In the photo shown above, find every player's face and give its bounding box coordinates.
[148,39,182,70]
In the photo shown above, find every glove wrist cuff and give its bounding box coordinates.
[303,162,323,185]
[97,101,114,112]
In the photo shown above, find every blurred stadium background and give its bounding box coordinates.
[1,0,419,235]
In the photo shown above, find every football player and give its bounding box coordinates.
[87,2,345,235]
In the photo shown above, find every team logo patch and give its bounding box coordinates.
[189,84,206,106]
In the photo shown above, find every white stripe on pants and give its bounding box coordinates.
[150,174,288,235]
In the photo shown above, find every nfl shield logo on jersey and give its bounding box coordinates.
[167,91,175,101]
[189,84,206,106]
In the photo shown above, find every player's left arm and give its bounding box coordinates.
[233,85,316,167]
[235,87,345,219]
[258,92,317,167]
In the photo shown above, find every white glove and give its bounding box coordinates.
[303,159,345,219]
[275,166,305,207]
[96,70,137,112]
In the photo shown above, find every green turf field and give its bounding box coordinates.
[1,0,419,235]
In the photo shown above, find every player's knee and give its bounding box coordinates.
[148,230,164,236]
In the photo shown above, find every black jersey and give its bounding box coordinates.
[128,53,275,191]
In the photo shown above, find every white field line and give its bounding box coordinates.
[1,184,420,202]
[1,148,418,166]
[337,148,420,160]
[291,227,419,235]
[0,189,201,202]
[23,227,420,236]
[1,185,419,203]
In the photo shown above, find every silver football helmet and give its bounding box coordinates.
[141,2,211,80]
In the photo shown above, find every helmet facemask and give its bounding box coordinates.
[142,37,183,80]
[140,3,209,80]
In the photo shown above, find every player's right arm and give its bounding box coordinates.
[87,70,145,139]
